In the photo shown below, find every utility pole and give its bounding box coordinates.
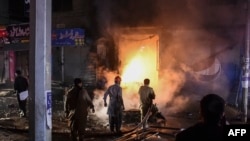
[242,0,250,123]
[29,0,52,140]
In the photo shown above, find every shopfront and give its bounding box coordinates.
[0,23,29,83]
[0,23,86,84]
[51,28,86,82]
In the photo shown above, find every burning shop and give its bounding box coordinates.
[94,25,243,125]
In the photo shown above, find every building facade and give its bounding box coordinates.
[0,0,104,87]
[0,0,248,106]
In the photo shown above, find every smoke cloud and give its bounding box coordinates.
[92,0,246,120]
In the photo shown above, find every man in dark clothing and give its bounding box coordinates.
[103,76,125,133]
[65,78,95,141]
[14,70,29,117]
[175,94,226,141]
[138,78,155,129]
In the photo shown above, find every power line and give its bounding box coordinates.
[120,35,156,42]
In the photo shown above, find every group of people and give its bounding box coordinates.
[103,76,156,133]
[12,72,223,141]
[64,76,156,140]
[64,75,228,141]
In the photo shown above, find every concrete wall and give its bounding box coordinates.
[52,0,95,30]
[0,0,24,25]
[0,0,8,25]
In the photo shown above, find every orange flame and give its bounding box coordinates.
[119,34,159,90]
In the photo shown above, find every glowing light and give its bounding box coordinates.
[121,45,158,88]
[122,57,143,83]
[116,33,159,109]
[0,30,7,38]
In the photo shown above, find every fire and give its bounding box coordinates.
[122,53,144,83]
[121,45,158,86]
[119,35,159,89]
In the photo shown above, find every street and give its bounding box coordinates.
[0,82,249,141]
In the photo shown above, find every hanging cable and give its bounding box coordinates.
[120,35,156,42]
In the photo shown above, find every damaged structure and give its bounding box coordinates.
[0,0,249,140]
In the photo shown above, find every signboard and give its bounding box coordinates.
[3,25,85,47]
[52,28,85,46]
[46,90,52,129]
[6,23,29,44]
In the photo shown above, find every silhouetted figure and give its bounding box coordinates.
[175,94,226,141]
[65,78,95,141]
[103,76,125,133]
[138,78,155,129]
[96,76,107,90]
[14,70,28,117]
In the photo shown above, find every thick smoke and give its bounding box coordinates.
[92,0,246,120]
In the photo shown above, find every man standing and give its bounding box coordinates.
[14,70,29,117]
[103,76,125,133]
[138,78,155,129]
[65,78,95,141]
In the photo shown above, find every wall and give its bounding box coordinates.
[52,0,96,33]
[63,46,90,84]
[51,0,98,84]
[0,0,8,24]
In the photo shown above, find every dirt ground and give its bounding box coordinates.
[0,83,178,141]
[0,91,177,141]
[0,114,179,141]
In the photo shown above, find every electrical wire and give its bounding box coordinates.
[119,35,156,42]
